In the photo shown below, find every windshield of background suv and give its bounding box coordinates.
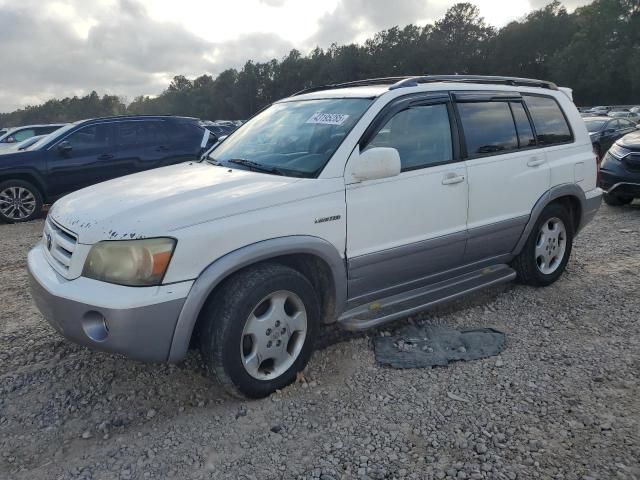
[585,119,607,132]
[207,98,373,177]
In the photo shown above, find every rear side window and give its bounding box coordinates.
[366,103,453,171]
[523,95,572,145]
[458,102,518,156]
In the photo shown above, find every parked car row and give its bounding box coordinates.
[584,116,638,159]
[0,115,216,222]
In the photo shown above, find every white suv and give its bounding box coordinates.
[28,75,602,398]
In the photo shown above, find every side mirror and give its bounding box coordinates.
[6,136,15,143]
[604,129,615,135]
[57,141,72,154]
[349,146,401,182]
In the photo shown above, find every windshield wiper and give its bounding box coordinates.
[226,158,286,176]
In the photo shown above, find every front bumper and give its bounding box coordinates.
[599,155,640,198]
[28,242,193,362]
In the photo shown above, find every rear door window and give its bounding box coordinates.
[458,102,518,156]
[117,121,164,148]
[523,95,572,145]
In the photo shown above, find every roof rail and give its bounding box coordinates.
[291,75,559,97]
[389,75,558,91]
[291,77,411,96]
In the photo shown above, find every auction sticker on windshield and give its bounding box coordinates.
[306,112,350,126]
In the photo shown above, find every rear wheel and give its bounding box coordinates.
[199,263,320,398]
[512,203,574,287]
[0,180,43,223]
[603,193,633,206]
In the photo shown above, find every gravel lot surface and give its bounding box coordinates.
[1,204,639,480]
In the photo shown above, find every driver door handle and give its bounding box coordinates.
[441,173,466,185]
[97,154,114,160]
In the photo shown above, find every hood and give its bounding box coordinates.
[617,131,640,150]
[50,162,307,244]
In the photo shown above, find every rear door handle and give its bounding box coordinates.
[441,174,466,185]
[156,145,170,152]
[527,157,545,168]
[97,154,114,160]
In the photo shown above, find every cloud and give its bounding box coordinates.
[527,0,592,10]
[309,0,436,47]
[0,0,294,112]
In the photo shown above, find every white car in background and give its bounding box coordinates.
[0,124,66,151]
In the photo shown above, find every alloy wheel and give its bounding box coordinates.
[0,186,37,221]
[240,290,308,380]
[535,217,567,275]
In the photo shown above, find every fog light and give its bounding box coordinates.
[82,311,109,342]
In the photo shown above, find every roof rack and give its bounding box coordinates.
[291,75,558,97]
[291,77,412,96]
[389,75,558,91]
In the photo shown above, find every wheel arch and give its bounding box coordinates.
[167,236,347,363]
[0,172,47,200]
[512,184,587,256]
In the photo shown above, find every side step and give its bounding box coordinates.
[338,264,516,331]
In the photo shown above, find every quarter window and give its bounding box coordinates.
[523,95,572,145]
[366,103,453,171]
[458,102,518,156]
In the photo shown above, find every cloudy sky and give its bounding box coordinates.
[0,0,592,113]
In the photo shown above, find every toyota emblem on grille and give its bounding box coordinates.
[45,233,52,251]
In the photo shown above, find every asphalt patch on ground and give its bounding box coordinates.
[374,325,506,368]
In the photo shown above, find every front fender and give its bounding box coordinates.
[167,235,347,363]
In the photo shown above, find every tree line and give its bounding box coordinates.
[1,0,638,128]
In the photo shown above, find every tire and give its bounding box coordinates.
[603,193,633,206]
[0,180,43,223]
[199,263,321,399]
[512,203,574,287]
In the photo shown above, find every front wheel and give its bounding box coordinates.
[0,180,43,223]
[199,263,320,398]
[512,203,574,287]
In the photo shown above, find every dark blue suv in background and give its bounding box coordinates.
[0,115,212,223]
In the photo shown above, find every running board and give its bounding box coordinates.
[338,264,516,331]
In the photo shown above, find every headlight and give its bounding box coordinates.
[82,238,176,286]
[609,144,632,159]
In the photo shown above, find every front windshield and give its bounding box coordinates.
[585,119,606,132]
[29,123,76,150]
[208,98,373,177]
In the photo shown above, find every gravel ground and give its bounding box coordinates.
[1,204,639,480]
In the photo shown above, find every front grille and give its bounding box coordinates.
[43,218,78,274]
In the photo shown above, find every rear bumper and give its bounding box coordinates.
[28,243,193,362]
[579,188,602,231]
